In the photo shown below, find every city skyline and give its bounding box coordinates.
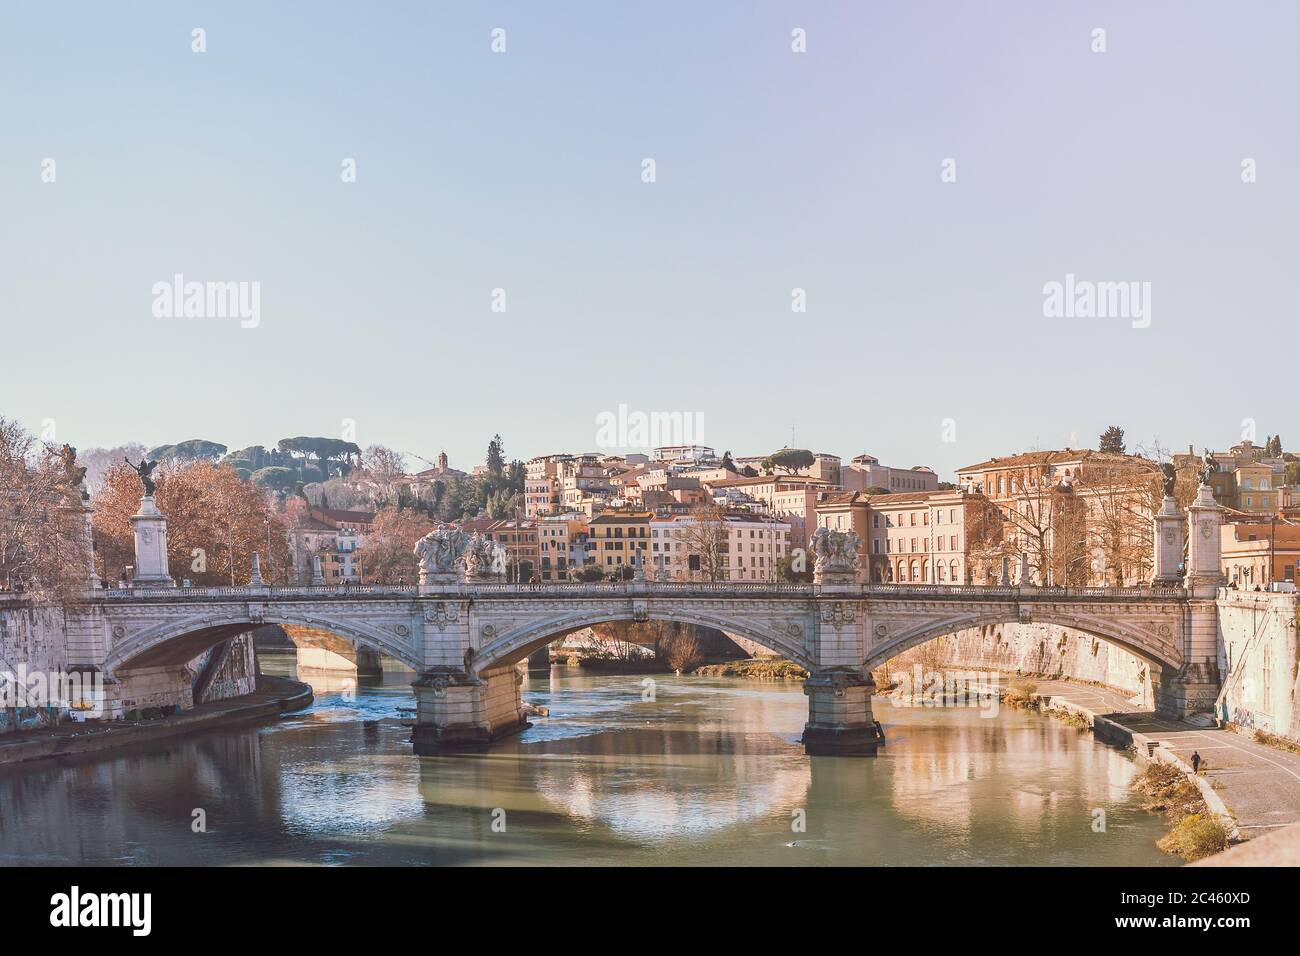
[1,408,1282,484]
[4,2,1298,476]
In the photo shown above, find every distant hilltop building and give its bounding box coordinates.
[841,454,937,493]
[653,445,716,464]
[1173,440,1286,516]
[410,450,467,481]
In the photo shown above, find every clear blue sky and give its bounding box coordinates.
[3,1,1296,479]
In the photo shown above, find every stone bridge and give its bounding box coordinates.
[55,480,1228,756]
[63,577,1216,756]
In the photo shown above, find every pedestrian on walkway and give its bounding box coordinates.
[1191,751,1201,774]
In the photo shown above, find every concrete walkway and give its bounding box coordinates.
[1033,678,1300,837]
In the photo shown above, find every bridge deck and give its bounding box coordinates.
[24,581,1189,603]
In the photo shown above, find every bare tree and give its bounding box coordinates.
[363,507,435,584]
[361,445,408,505]
[1001,463,1065,585]
[589,622,646,660]
[1049,487,1090,586]
[671,502,730,581]
[1079,466,1160,585]
[654,622,703,671]
[0,419,94,601]
[77,443,147,496]
[964,495,1013,584]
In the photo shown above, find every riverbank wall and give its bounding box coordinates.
[1215,590,1300,742]
[882,622,1153,707]
[0,603,68,733]
[0,675,312,771]
[2,600,262,733]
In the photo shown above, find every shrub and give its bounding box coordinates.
[1157,813,1230,861]
[1004,679,1038,707]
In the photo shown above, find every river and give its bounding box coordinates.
[0,659,1175,866]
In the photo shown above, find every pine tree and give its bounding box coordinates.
[486,434,505,479]
[1098,426,1126,455]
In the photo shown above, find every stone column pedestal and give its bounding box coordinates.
[129,496,174,587]
[410,664,531,754]
[1186,484,1225,597]
[813,568,858,591]
[1152,495,1184,586]
[801,669,885,756]
[417,571,457,595]
[1153,662,1221,717]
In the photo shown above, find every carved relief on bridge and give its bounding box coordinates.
[423,601,460,631]
[819,601,858,626]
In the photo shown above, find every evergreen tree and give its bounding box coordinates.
[486,434,505,479]
[1098,426,1126,455]
[507,459,526,493]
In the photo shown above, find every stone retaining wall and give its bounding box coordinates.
[887,621,1153,707]
[1216,591,1300,741]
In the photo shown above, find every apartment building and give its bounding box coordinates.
[650,512,791,581]
[956,449,1160,586]
[1221,520,1300,588]
[587,511,652,573]
[486,518,538,581]
[536,514,589,581]
[1173,441,1286,516]
[816,490,980,584]
[289,509,373,584]
[703,475,831,549]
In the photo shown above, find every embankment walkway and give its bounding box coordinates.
[1032,679,1300,838]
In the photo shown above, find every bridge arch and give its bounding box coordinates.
[105,609,423,675]
[862,608,1182,675]
[474,607,816,672]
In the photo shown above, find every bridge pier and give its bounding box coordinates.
[410,664,531,755]
[355,647,383,677]
[526,645,551,673]
[801,669,885,756]
[106,665,194,718]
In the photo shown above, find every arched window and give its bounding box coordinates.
[910,561,919,582]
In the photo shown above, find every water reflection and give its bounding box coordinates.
[0,669,1176,867]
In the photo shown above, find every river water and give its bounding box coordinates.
[0,661,1175,866]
